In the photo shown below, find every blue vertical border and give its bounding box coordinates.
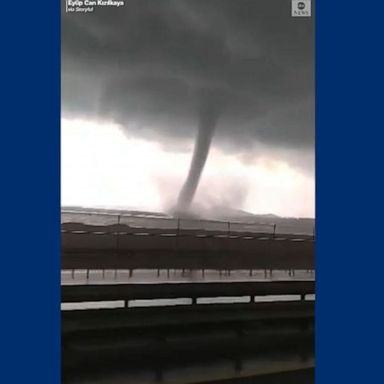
[0,0,61,383]
[316,0,384,383]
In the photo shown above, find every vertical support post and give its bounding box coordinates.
[176,217,180,264]
[273,224,276,238]
[116,214,121,253]
[115,215,121,281]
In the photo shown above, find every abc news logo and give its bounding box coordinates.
[292,0,311,17]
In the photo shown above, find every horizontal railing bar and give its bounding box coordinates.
[62,280,314,303]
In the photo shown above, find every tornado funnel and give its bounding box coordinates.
[177,104,219,212]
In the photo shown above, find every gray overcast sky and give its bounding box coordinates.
[61,0,314,216]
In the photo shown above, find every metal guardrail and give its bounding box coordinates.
[62,280,315,307]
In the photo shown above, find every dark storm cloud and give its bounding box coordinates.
[62,0,314,151]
